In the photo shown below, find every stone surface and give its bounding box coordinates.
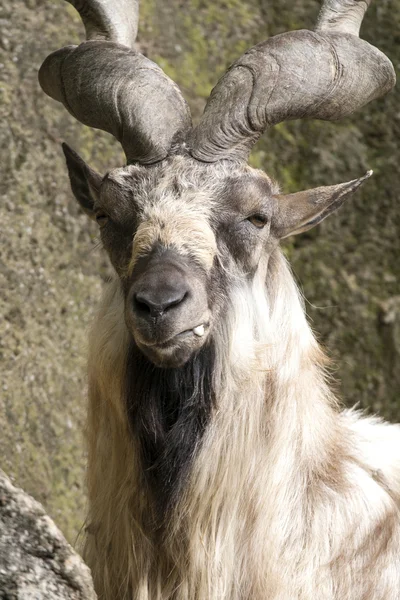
[0,470,96,599]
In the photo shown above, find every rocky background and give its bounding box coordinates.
[0,470,96,599]
[1,0,399,545]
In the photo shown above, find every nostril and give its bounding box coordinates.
[133,289,188,318]
[164,291,188,312]
[134,295,152,314]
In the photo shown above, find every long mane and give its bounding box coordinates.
[83,247,400,600]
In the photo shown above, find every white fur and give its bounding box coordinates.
[83,243,400,600]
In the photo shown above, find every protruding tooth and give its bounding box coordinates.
[193,324,205,337]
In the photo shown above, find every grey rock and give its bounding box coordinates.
[0,470,96,600]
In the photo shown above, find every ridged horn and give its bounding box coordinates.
[67,0,139,46]
[188,0,395,163]
[38,0,192,165]
[315,0,372,36]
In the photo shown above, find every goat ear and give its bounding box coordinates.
[62,143,102,220]
[273,171,372,239]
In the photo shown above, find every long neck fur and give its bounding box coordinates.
[83,248,400,600]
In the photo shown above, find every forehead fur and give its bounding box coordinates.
[222,172,279,213]
[103,156,279,272]
[106,155,277,198]
[130,190,218,272]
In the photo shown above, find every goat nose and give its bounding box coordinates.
[134,287,188,318]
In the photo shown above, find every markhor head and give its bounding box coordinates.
[39,0,395,368]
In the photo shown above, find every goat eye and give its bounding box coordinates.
[95,213,109,228]
[247,214,268,229]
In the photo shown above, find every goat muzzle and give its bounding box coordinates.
[126,250,210,367]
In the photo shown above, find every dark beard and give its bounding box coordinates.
[125,341,216,517]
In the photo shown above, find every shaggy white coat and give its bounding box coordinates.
[83,248,400,600]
